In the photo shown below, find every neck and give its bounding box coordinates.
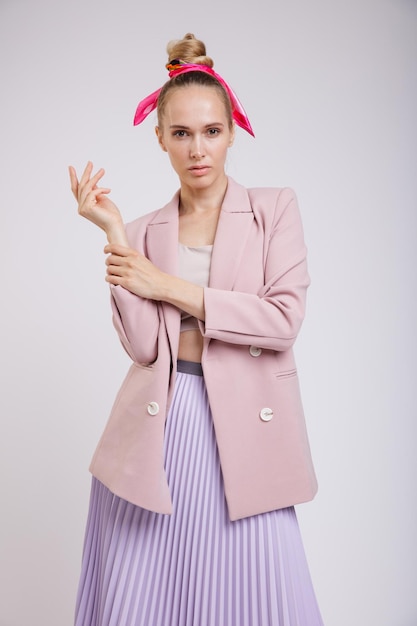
[179,175,228,215]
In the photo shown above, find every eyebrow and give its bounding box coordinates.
[169,122,225,130]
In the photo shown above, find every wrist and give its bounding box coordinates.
[161,277,205,320]
[106,221,128,246]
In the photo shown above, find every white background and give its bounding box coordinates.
[1,0,416,624]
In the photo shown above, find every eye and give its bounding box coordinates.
[207,128,220,136]
[173,130,188,137]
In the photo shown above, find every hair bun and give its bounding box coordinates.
[166,33,214,68]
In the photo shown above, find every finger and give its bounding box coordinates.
[78,162,103,195]
[105,253,125,266]
[92,187,111,200]
[105,274,124,286]
[68,166,79,199]
[90,167,106,191]
[96,188,111,199]
[104,243,134,256]
[79,177,108,207]
[106,264,125,277]
[78,187,111,217]
[79,168,107,205]
[75,162,94,205]
[79,161,94,189]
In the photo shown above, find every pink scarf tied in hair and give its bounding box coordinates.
[133,61,255,137]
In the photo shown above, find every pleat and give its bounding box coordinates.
[75,371,323,626]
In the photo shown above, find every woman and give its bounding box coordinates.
[70,33,323,626]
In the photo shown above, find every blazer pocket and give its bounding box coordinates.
[273,368,297,380]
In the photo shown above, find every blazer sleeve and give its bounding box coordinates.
[108,219,160,365]
[200,188,310,352]
[110,287,159,364]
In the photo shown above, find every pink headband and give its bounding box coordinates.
[133,61,255,137]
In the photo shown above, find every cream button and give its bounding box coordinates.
[249,346,262,357]
[260,407,274,422]
[147,401,160,416]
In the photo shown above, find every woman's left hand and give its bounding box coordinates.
[104,243,168,300]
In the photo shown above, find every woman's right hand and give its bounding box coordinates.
[69,161,128,245]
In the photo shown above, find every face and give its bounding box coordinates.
[155,85,235,191]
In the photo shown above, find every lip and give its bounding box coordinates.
[188,165,211,176]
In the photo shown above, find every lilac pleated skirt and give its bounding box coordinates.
[75,362,323,626]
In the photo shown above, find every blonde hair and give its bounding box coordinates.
[166,32,214,67]
[157,33,233,130]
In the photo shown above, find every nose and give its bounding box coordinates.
[190,136,205,159]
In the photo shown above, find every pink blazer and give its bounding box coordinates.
[89,177,318,521]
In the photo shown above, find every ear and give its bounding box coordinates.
[228,122,236,148]
[155,126,167,152]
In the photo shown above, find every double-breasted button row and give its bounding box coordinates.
[249,347,273,421]
[149,398,272,422]
[147,401,160,416]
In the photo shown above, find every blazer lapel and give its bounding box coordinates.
[209,177,254,290]
[146,192,181,363]
[146,191,180,275]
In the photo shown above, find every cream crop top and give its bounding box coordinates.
[178,243,212,332]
